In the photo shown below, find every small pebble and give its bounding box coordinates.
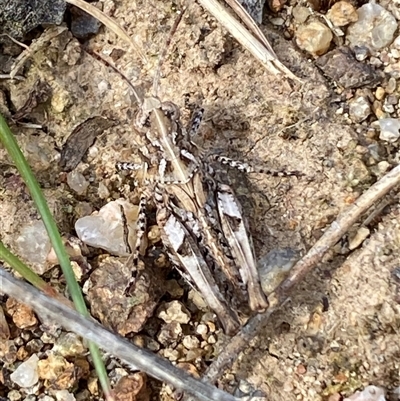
[378,118,400,142]
[185,348,203,362]
[87,145,99,160]
[26,339,44,354]
[205,320,216,333]
[7,390,22,401]
[37,354,75,388]
[87,376,99,395]
[207,334,217,344]
[188,289,208,310]
[75,199,138,256]
[238,380,254,394]
[53,332,86,357]
[54,390,76,401]
[147,225,161,245]
[10,354,39,388]
[163,348,180,361]
[348,226,370,250]
[353,46,369,61]
[6,299,38,329]
[113,374,147,401]
[144,336,160,352]
[182,335,200,350]
[343,385,386,401]
[296,364,307,375]
[375,87,385,101]
[41,331,56,344]
[372,101,386,119]
[347,3,397,52]
[14,220,52,275]
[330,340,341,352]
[258,248,299,295]
[349,96,371,122]
[51,89,70,113]
[67,171,89,195]
[176,363,200,377]
[157,322,183,345]
[327,1,358,27]
[390,49,400,59]
[157,301,191,324]
[386,95,398,105]
[70,6,102,40]
[270,17,285,26]
[16,347,28,361]
[377,161,390,174]
[369,57,383,68]
[382,101,394,114]
[292,5,311,23]
[295,21,333,56]
[195,323,208,337]
[393,36,400,50]
[97,182,110,199]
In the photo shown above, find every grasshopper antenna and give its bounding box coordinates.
[152,4,188,98]
[87,48,143,106]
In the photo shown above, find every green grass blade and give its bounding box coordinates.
[0,113,114,401]
[0,241,50,290]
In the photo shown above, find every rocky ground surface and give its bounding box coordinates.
[0,0,400,400]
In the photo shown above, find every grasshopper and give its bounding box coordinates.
[116,93,278,334]
[115,10,301,335]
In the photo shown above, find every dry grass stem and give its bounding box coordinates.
[198,0,300,81]
[224,0,276,54]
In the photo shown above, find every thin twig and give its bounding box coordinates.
[152,4,188,97]
[10,26,67,79]
[0,33,29,50]
[0,74,25,81]
[87,49,143,105]
[203,308,274,382]
[0,268,240,401]
[202,163,400,383]
[276,163,400,296]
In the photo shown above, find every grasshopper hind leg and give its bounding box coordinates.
[124,193,148,295]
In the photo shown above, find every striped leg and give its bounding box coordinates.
[211,154,301,177]
[125,192,148,294]
[187,107,204,138]
[117,159,198,185]
[116,161,143,171]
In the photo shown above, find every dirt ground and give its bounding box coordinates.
[1,0,399,400]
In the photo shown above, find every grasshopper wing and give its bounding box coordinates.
[217,184,268,311]
[160,211,241,335]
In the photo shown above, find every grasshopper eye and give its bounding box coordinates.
[161,101,180,121]
[135,109,151,128]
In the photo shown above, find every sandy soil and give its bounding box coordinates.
[1,0,399,400]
